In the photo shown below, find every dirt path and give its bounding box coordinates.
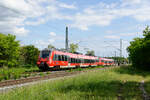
[139,80,150,100]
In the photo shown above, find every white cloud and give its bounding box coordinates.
[71,0,150,30]
[120,33,137,36]
[35,40,49,50]
[0,0,77,36]
[104,35,120,39]
[34,34,65,50]
[59,3,77,9]
[0,0,45,36]
[49,32,56,36]
[121,0,141,6]
[48,39,55,43]
[71,12,115,30]
[13,27,29,36]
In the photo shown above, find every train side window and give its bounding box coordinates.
[61,55,63,61]
[74,58,76,63]
[64,56,67,61]
[79,59,81,63]
[58,55,61,61]
[78,59,80,63]
[76,59,78,63]
[68,57,71,63]
[81,59,83,63]
[70,58,73,63]
[72,58,74,63]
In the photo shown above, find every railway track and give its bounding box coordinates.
[0,66,119,91]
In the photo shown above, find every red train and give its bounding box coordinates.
[37,49,114,70]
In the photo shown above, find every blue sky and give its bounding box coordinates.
[0,0,150,57]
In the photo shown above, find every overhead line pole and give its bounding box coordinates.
[65,26,69,52]
[120,39,122,58]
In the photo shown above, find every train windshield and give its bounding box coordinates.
[40,50,51,58]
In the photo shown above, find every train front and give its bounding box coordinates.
[37,49,52,70]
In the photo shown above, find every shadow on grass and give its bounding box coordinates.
[115,66,150,77]
[144,81,150,95]
[57,80,142,99]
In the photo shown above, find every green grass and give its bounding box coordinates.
[0,65,105,81]
[0,66,39,81]
[67,65,106,72]
[0,66,150,100]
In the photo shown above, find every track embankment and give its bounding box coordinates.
[0,66,119,91]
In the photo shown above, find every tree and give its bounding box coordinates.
[0,33,20,67]
[85,50,95,56]
[127,26,150,70]
[48,44,55,49]
[69,43,78,53]
[20,45,39,66]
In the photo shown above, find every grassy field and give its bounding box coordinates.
[0,65,105,81]
[0,66,150,100]
[0,66,39,81]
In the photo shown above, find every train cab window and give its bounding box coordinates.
[40,50,51,58]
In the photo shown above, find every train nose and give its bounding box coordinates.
[39,62,49,70]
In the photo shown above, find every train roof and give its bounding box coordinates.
[100,57,114,61]
[53,50,98,59]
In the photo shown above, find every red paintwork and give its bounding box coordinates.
[37,50,115,69]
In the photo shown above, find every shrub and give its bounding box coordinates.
[127,26,150,70]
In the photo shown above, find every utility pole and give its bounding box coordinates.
[65,26,69,52]
[120,39,122,58]
[114,51,117,65]
[119,39,122,65]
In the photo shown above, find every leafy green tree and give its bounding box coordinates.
[20,45,39,66]
[69,43,78,53]
[86,50,95,56]
[48,44,55,49]
[0,33,20,67]
[127,26,150,70]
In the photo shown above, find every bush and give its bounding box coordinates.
[0,33,20,67]
[20,45,39,66]
[127,26,150,70]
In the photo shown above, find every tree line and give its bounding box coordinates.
[0,33,95,68]
[0,33,39,68]
[127,26,150,70]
